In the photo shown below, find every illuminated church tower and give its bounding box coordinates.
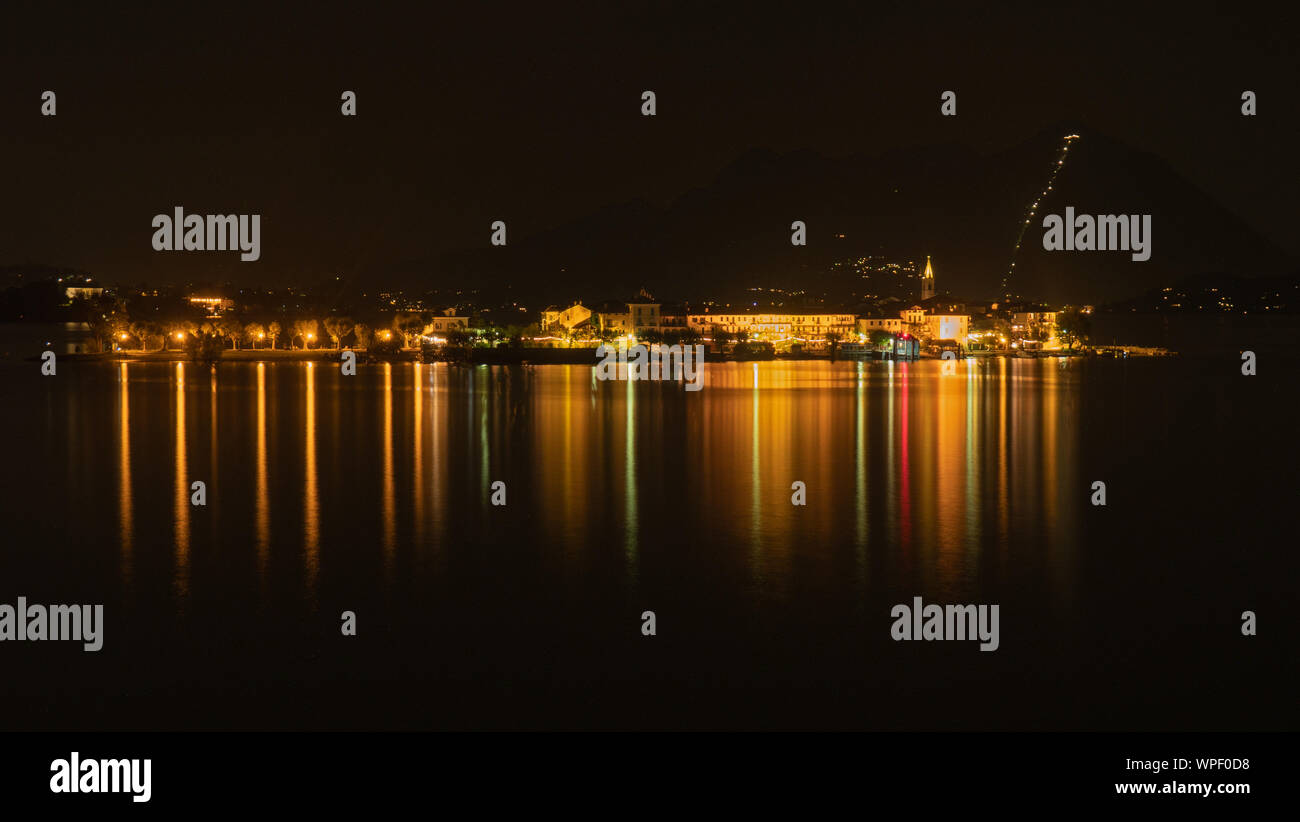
[920,255,935,301]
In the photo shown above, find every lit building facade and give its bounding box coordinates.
[857,316,904,334]
[926,314,969,341]
[687,311,856,344]
[541,302,593,332]
[858,256,971,345]
[188,296,235,315]
[423,314,468,335]
[595,299,667,336]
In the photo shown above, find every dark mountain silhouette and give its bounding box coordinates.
[1102,270,1300,314]
[391,124,1296,307]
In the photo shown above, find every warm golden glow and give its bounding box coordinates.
[255,363,269,577]
[533,366,588,551]
[382,363,396,575]
[430,361,447,540]
[304,362,319,593]
[118,362,133,584]
[173,362,189,602]
[625,371,638,565]
[413,363,424,545]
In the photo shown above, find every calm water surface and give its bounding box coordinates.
[1,356,1294,729]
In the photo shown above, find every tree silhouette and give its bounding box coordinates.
[292,319,319,350]
[323,317,354,349]
[244,322,266,349]
[392,313,426,348]
[352,323,372,350]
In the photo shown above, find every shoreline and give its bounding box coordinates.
[18,346,1174,365]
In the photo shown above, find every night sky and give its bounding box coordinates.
[2,1,1296,290]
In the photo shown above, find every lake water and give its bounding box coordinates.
[1,354,1294,729]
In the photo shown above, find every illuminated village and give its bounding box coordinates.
[535,257,1090,359]
[2,256,1112,361]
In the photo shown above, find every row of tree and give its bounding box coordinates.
[93,313,458,353]
[96,311,716,354]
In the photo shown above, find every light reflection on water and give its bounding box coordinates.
[82,359,1089,610]
[4,354,1292,729]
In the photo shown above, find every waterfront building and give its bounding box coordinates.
[857,256,971,346]
[188,295,235,316]
[541,302,593,333]
[595,290,667,336]
[856,314,905,334]
[658,302,691,335]
[424,310,469,336]
[686,309,856,347]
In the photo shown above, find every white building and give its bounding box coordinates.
[687,310,856,345]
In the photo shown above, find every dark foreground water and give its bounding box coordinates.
[0,355,1294,729]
